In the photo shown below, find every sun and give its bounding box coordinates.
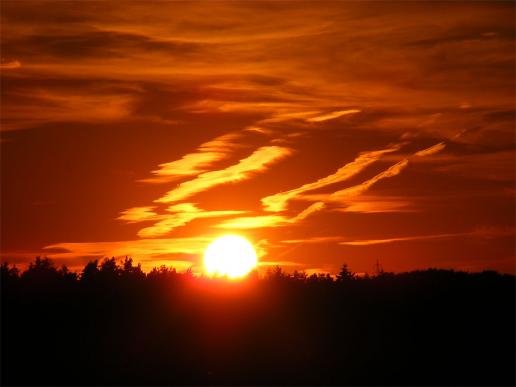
[203,235,258,279]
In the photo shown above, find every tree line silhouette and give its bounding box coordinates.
[1,257,514,386]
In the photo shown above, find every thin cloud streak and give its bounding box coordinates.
[340,227,514,246]
[414,142,446,157]
[301,142,447,205]
[44,236,214,260]
[118,206,159,223]
[330,159,409,200]
[0,59,21,69]
[215,215,288,229]
[306,109,361,122]
[155,145,292,203]
[339,196,417,213]
[215,201,325,229]
[140,132,242,183]
[281,227,514,247]
[261,144,402,212]
[282,236,345,244]
[138,203,244,237]
[291,201,326,222]
[329,142,447,200]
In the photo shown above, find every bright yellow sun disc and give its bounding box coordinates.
[204,235,257,279]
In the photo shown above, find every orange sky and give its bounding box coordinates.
[1,1,514,275]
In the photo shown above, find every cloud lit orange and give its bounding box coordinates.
[1,1,514,276]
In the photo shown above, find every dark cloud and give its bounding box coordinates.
[1,30,201,60]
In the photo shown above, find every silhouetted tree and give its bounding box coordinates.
[58,264,77,283]
[148,265,177,280]
[21,257,60,285]
[81,260,99,282]
[1,262,19,280]
[1,262,19,291]
[336,263,355,282]
[292,270,307,282]
[307,272,333,284]
[99,257,121,280]
[121,257,145,280]
[265,265,287,280]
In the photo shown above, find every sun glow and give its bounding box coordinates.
[203,235,258,278]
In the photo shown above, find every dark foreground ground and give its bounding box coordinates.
[1,258,515,386]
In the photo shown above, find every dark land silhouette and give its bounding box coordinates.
[1,257,514,386]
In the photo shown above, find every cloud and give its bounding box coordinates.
[281,227,514,247]
[137,203,244,237]
[1,86,134,131]
[255,142,444,225]
[215,215,288,229]
[140,132,243,183]
[338,196,417,213]
[340,227,514,246]
[155,145,292,203]
[2,30,201,60]
[306,109,361,122]
[341,233,461,246]
[215,201,325,230]
[281,236,344,244]
[44,236,214,260]
[118,206,159,223]
[329,159,409,200]
[291,201,326,221]
[302,142,446,205]
[414,142,446,157]
[0,59,21,69]
[261,144,402,212]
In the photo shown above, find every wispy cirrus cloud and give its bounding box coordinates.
[279,227,514,247]
[118,139,291,239]
[340,226,514,246]
[282,236,345,244]
[137,203,244,238]
[329,159,409,200]
[1,88,134,131]
[215,215,288,229]
[301,142,447,206]
[291,201,326,221]
[338,196,417,213]
[306,109,361,122]
[217,142,445,233]
[118,206,159,223]
[332,142,447,201]
[44,236,213,260]
[261,144,402,212]
[155,145,292,203]
[414,141,446,157]
[0,59,21,69]
[215,201,326,229]
[140,132,242,183]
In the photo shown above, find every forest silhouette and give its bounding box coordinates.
[1,257,514,386]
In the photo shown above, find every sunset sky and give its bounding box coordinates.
[1,1,514,275]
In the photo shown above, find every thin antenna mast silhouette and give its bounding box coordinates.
[375,259,384,276]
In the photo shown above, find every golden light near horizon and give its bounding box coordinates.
[203,235,258,279]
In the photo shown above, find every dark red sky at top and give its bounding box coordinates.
[1,1,514,275]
